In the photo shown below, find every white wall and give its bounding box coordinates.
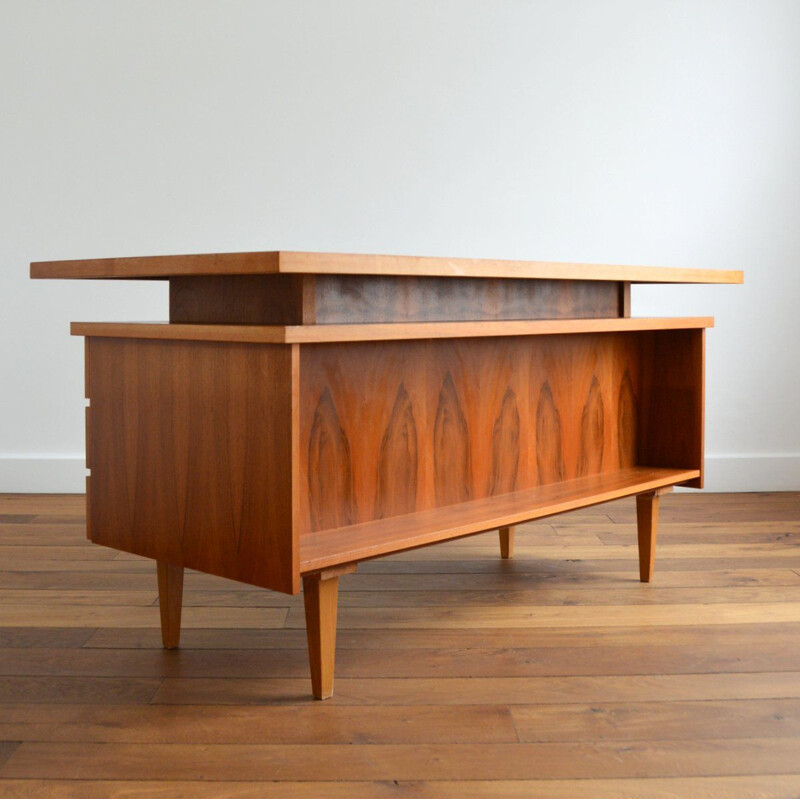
[1,0,798,492]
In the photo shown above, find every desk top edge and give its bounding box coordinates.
[31,250,744,284]
[71,316,715,344]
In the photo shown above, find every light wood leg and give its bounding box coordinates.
[157,560,184,649]
[303,572,340,700]
[636,488,672,583]
[499,526,515,559]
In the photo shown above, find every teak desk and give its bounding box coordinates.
[32,251,742,699]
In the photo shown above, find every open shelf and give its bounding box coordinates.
[299,466,699,572]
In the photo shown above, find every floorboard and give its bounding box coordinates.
[0,492,798,797]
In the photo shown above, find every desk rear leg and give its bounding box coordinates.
[157,561,184,649]
[636,487,672,582]
[499,526,515,559]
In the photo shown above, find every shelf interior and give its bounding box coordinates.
[299,466,699,572]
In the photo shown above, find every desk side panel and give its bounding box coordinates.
[639,329,705,488]
[85,337,298,593]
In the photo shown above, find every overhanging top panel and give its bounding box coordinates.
[30,250,744,284]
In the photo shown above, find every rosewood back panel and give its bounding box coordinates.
[298,333,644,536]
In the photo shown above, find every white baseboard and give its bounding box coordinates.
[0,456,86,494]
[699,454,800,492]
[0,454,798,495]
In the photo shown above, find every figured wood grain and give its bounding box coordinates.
[577,377,605,477]
[488,390,520,496]
[31,250,744,283]
[536,382,566,485]
[434,373,472,506]
[298,331,688,539]
[70,316,715,344]
[307,389,356,531]
[374,385,418,519]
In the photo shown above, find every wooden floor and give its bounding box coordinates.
[0,492,799,798]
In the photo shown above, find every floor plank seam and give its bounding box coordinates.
[2,492,799,789]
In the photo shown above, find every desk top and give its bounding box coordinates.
[31,250,744,283]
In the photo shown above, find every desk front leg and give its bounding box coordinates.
[302,564,356,699]
[303,574,338,700]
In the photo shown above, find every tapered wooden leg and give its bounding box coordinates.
[303,573,340,700]
[156,560,184,649]
[636,487,672,583]
[499,526,515,559]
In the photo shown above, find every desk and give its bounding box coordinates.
[32,251,742,698]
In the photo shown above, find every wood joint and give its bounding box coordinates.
[305,562,358,582]
[639,485,674,499]
[618,281,631,317]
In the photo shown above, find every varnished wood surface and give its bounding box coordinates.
[70,316,715,344]
[169,275,308,325]
[86,338,298,593]
[79,326,706,599]
[499,527,514,559]
[303,574,340,700]
[170,274,623,325]
[31,250,744,283]
[0,492,799,798]
[636,491,665,583]
[640,328,705,488]
[297,331,704,547]
[156,562,183,649]
[300,467,698,572]
[311,276,623,323]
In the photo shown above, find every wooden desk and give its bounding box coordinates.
[32,251,742,699]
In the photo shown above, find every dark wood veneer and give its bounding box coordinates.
[169,274,623,325]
